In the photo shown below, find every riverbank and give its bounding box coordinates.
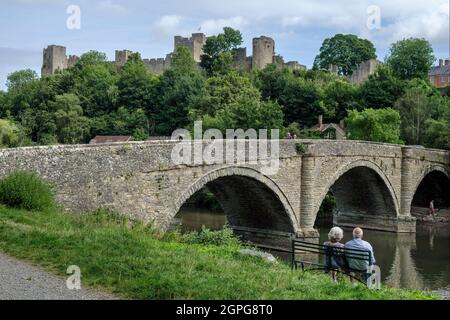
[0,205,438,300]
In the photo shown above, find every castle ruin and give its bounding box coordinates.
[42,33,306,76]
[328,59,382,84]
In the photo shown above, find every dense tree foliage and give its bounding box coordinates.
[385,38,435,80]
[200,27,243,75]
[189,72,283,133]
[345,108,402,144]
[394,80,449,146]
[0,30,448,150]
[313,34,377,76]
[359,65,405,109]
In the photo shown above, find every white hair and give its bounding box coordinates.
[353,227,363,239]
[328,227,344,242]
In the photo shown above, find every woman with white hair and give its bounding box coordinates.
[323,226,345,282]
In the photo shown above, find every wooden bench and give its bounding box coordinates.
[291,239,374,285]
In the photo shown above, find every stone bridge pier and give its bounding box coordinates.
[0,140,449,250]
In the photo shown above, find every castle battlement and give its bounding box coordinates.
[41,33,305,76]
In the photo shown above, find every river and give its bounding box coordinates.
[175,208,450,297]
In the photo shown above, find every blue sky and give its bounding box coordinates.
[1,0,449,90]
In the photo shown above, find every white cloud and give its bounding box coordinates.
[154,15,183,35]
[380,2,449,44]
[199,16,249,35]
[96,1,129,14]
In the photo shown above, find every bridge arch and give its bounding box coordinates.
[173,166,298,234]
[314,160,400,225]
[411,165,450,210]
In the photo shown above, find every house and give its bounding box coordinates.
[310,115,346,140]
[89,136,133,144]
[429,59,450,88]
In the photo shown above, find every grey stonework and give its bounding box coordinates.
[0,140,448,246]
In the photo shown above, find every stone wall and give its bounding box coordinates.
[0,140,448,239]
[42,45,68,75]
[252,36,275,70]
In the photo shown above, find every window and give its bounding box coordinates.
[441,75,446,83]
[430,76,435,83]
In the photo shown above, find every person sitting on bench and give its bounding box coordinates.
[323,227,345,282]
[345,227,376,282]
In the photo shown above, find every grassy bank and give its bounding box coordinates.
[0,205,438,300]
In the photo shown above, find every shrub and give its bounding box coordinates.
[0,171,55,211]
[182,226,241,247]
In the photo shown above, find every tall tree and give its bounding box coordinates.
[280,77,326,127]
[393,80,445,145]
[323,79,359,121]
[117,52,158,112]
[200,27,243,75]
[189,72,283,133]
[359,64,405,109]
[385,38,435,80]
[313,34,377,76]
[48,94,90,144]
[71,51,118,117]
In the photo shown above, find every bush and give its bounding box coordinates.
[182,226,241,247]
[0,171,55,211]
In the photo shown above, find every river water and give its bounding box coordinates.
[176,208,450,296]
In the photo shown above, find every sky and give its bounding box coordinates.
[0,0,449,90]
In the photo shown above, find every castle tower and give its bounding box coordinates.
[115,50,133,68]
[174,33,206,63]
[42,45,68,76]
[252,36,275,70]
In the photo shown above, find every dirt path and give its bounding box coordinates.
[0,252,118,300]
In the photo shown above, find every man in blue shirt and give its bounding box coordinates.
[345,227,376,280]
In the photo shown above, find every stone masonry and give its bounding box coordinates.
[0,140,448,247]
[42,33,306,76]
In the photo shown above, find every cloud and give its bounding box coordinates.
[380,2,449,44]
[154,15,183,35]
[199,16,249,35]
[96,1,129,14]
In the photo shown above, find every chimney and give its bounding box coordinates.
[339,120,345,129]
[439,59,444,67]
[319,115,323,130]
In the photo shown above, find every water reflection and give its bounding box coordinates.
[176,208,450,294]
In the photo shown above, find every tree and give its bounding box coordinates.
[0,119,24,148]
[189,72,283,133]
[200,27,243,75]
[385,38,435,80]
[323,79,359,121]
[254,64,295,101]
[6,69,38,92]
[394,80,447,145]
[313,34,376,76]
[117,53,158,112]
[170,46,198,73]
[359,65,405,110]
[71,51,118,117]
[280,77,326,127]
[91,107,149,140]
[345,108,402,144]
[48,94,90,144]
[424,118,450,150]
[154,72,204,136]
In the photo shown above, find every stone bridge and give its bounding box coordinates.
[0,140,449,248]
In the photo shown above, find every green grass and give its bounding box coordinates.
[0,205,438,300]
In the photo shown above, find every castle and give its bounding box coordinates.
[41,33,306,76]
